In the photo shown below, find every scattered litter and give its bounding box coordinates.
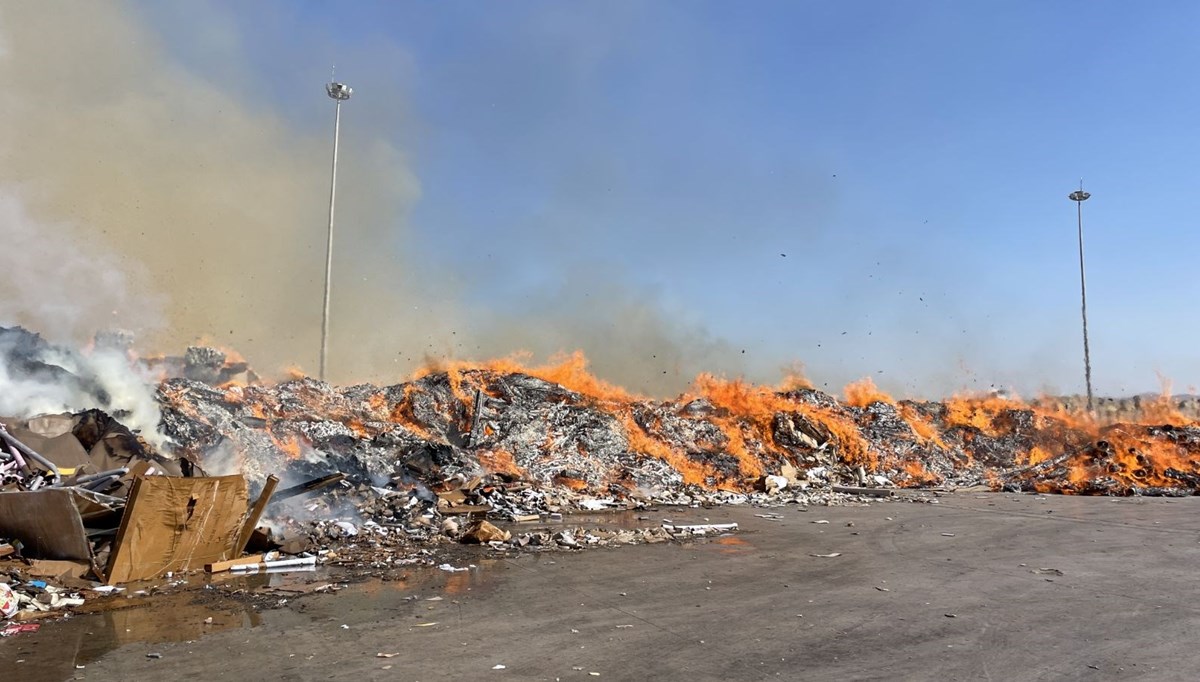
[810,553,842,558]
[1030,568,1064,576]
[0,623,40,638]
[229,556,316,572]
[0,584,17,618]
[662,523,739,536]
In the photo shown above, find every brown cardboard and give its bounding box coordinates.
[0,488,93,562]
[26,559,91,579]
[104,475,249,584]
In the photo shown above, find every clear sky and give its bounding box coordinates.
[40,2,1200,396]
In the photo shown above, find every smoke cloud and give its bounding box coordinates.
[0,327,167,446]
[0,0,742,398]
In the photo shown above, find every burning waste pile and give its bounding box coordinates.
[5,323,1200,626]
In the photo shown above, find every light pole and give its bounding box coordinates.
[1068,182,1093,413]
[320,80,352,382]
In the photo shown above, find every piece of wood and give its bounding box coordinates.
[438,504,492,515]
[271,473,345,501]
[467,389,487,447]
[205,553,265,573]
[0,543,13,558]
[235,475,278,555]
[831,485,896,498]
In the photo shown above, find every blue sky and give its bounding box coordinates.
[133,1,1200,396]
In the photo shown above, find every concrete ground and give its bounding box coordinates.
[4,492,1200,681]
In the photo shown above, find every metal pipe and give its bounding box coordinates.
[229,555,317,572]
[73,467,129,485]
[0,425,59,482]
[81,474,121,492]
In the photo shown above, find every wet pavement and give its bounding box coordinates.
[5,493,1200,680]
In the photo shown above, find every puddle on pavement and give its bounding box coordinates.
[0,560,504,678]
[1,505,741,677]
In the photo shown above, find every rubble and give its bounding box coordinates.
[7,324,1200,630]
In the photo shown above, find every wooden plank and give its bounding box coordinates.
[234,475,278,555]
[272,473,345,501]
[467,389,487,447]
[205,553,265,573]
[831,485,896,498]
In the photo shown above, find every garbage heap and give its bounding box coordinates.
[6,324,1200,623]
[161,357,1200,501]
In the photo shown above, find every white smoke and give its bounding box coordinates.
[0,328,169,448]
[0,189,164,343]
[0,185,169,446]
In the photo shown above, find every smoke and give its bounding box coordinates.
[0,327,167,447]
[467,270,742,395]
[0,189,164,342]
[0,0,741,397]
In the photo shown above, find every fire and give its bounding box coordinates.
[691,374,869,472]
[619,412,715,486]
[478,449,522,477]
[417,351,639,405]
[387,385,435,440]
[156,338,1200,497]
[270,432,305,460]
[943,394,1016,436]
[843,378,895,407]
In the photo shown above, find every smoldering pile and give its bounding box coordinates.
[156,345,1200,502]
[8,323,1200,594]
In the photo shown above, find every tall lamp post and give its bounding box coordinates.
[1068,182,1093,413]
[320,80,352,382]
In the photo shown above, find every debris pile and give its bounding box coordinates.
[160,358,1200,500]
[7,323,1200,626]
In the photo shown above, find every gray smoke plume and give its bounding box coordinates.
[0,0,746,399]
[0,327,167,447]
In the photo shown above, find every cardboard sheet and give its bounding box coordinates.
[104,475,248,584]
[0,488,93,562]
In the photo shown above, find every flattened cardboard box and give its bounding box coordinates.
[105,475,249,584]
[0,488,93,562]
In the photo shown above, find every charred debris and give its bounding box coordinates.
[4,324,1200,622]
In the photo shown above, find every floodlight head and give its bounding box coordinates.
[326,82,352,101]
[1068,190,1091,202]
